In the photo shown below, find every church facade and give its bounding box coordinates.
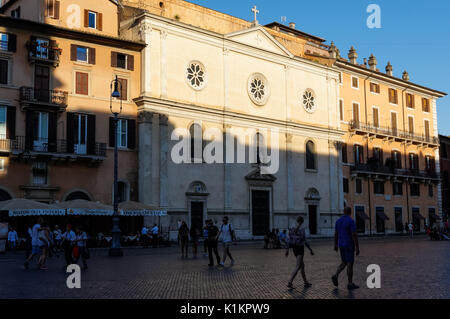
[120,1,344,239]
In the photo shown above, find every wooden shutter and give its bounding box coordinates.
[48,112,57,152]
[373,108,379,127]
[127,54,134,71]
[75,72,88,95]
[84,9,89,27]
[353,103,359,123]
[88,47,96,65]
[111,51,118,67]
[66,112,75,153]
[127,119,136,150]
[97,13,103,31]
[70,44,77,61]
[0,59,8,84]
[391,112,397,134]
[54,1,60,19]
[408,117,414,134]
[7,33,16,52]
[342,143,348,163]
[109,117,115,147]
[424,121,430,139]
[25,111,35,150]
[119,78,127,100]
[339,100,343,121]
[87,114,96,155]
[6,106,16,139]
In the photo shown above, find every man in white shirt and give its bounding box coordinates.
[61,224,76,267]
[218,216,235,266]
[7,227,18,253]
[24,217,43,269]
[408,223,414,238]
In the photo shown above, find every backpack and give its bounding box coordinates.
[288,227,305,247]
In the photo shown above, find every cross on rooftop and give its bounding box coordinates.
[251,5,259,24]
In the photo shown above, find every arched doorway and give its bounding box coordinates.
[305,188,321,235]
[65,191,91,201]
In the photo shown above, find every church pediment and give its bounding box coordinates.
[245,168,277,183]
[225,26,293,57]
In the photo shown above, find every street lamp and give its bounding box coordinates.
[109,75,123,257]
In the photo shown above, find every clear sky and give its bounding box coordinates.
[188,0,450,136]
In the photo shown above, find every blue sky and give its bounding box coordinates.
[188,0,450,136]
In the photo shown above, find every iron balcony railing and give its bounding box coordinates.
[19,87,68,107]
[3,136,106,157]
[352,162,438,179]
[27,40,61,63]
[349,121,439,145]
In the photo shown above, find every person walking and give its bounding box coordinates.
[408,222,414,238]
[218,216,235,266]
[24,217,43,269]
[286,216,314,289]
[141,225,149,248]
[206,219,221,267]
[53,225,62,252]
[61,224,76,268]
[190,223,201,259]
[178,221,190,258]
[203,221,209,257]
[332,206,360,290]
[37,222,51,270]
[74,226,89,270]
[7,227,18,254]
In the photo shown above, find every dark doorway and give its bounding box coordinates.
[251,190,270,236]
[376,207,386,233]
[308,205,317,235]
[355,206,366,233]
[190,202,203,229]
[395,207,403,232]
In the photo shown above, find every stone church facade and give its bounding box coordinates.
[120,2,344,239]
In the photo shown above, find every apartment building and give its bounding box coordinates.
[334,47,446,234]
[0,0,145,233]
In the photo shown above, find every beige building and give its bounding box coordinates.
[121,1,343,239]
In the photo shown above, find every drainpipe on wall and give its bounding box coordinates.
[401,86,411,225]
[363,71,374,236]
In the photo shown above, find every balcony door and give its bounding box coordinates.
[34,65,50,102]
[33,112,48,151]
[74,114,87,155]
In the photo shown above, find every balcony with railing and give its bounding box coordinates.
[19,87,68,111]
[352,161,439,182]
[1,136,106,162]
[349,121,439,146]
[26,39,61,66]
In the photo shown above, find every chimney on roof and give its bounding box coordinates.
[402,70,410,81]
[289,22,296,29]
[328,41,337,59]
[368,54,377,71]
[385,62,393,76]
[348,46,358,64]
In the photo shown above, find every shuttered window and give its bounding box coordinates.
[370,82,380,93]
[342,143,348,163]
[111,51,134,71]
[339,99,344,121]
[70,45,96,65]
[424,120,430,140]
[372,107,379,128]
[389,88,398,104]
[75,72,89,95]
[343,178,349,193]
[391,112,397,134]
[406,93,414,108]
[0,59,8,84]
[352,103,359,123]
[351,76,359,89]
[354,144,364,164]
[355,179,363,194]
[45,0,60,19]
[84,9,103,31]
[408,116,414,134]
[422,98,430,112]
[117,78,128,101]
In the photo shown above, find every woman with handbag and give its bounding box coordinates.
[74,226,89,270]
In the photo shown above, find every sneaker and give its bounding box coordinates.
[347,283,360,290]
[332,275,338,287]
[219,262,225,267]
[287,282,294,289]
[304,282,312,288]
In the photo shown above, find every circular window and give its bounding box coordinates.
[302,89,316,113]
[248,73,270,106]
[186,61,206,90]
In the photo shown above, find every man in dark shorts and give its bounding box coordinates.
[332,206,360,290]
[206,220,221,267]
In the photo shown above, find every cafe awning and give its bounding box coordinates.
[54,199,114,216]
[118,201,167,217]
[376,211,390,221]
[0,199,66,217]
[413,211,426,220]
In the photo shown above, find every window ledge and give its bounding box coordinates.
[305,168,318,173]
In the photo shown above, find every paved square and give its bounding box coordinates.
[1,237,449,299]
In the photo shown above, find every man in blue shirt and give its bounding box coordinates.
[332,206,360,290]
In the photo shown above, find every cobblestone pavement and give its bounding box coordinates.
[1,236,449,299]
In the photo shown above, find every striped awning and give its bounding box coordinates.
[8,209,66,217]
